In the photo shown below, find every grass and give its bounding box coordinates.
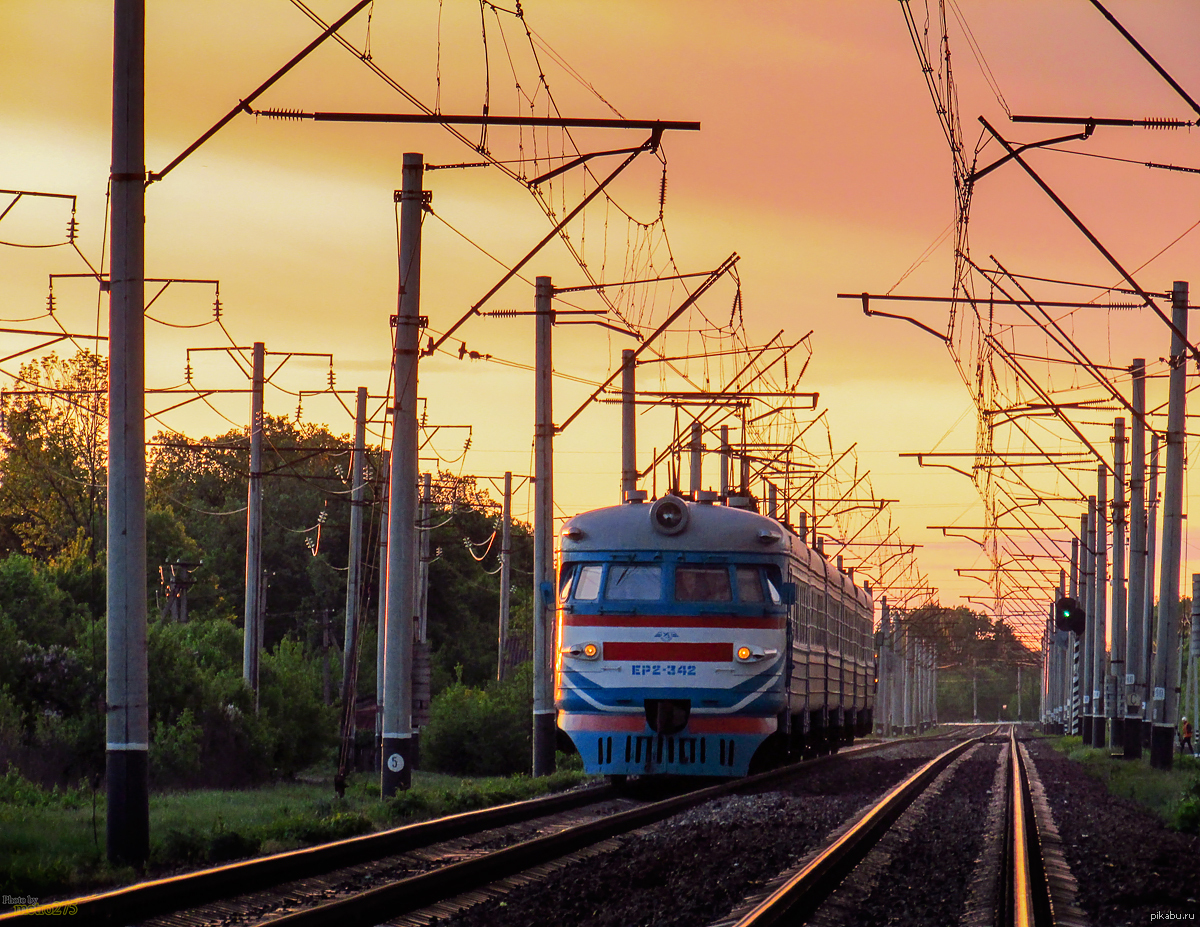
[0,758,594,904]
[1043,734,1200,831]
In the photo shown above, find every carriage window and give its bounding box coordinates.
[736,567,764,602]
[605,564,662,600]
[675,566,733,602]
[764,574,782,606]
[574,564,602,601]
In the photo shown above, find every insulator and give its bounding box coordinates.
[318,510,327,524]
[66,216,78,243]
[46,289,55,313]
[328,368,335,389]
[1145,116,1186,129]
[658,170,668,210]
[212,296,222,320]
[296,398,303,422]
[489,309,522,318]
[184,361,193,383]
[260,108,308,121]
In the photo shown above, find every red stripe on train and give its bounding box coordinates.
[564,614,779,629]
[603,641,733,662]
[688,715,777,734]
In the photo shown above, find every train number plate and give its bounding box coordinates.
[631,664,697,676]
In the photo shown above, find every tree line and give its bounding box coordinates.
[0,350,534,789]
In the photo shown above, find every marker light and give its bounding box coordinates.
[735,645,780,663]
[560,641,601,661]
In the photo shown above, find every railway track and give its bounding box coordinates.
[720,726,1078,927]
[3,737,926,926]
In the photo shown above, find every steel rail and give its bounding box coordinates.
[250,741,914,927]
[0,785,615,925]
[1004,729,1053,927]
[729,736,981,927]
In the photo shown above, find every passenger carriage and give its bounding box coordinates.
[554,492,874,778]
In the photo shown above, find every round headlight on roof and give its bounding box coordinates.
[649,495,689,535]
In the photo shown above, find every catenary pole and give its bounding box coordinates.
[689,421,703,496]
[720,425,730,498]
[1151,281,1188,768]
[621,349,636,499]
[497,471,512,681]
[533,276,556,775]
[382,153,423,795]
[374,450,389,764]
[1126,361,1147,757]
[1083,504,1096,744]
[878,596,890,735]
[1144,430,1160,748]
[107,0,149,867]
[243,343,265,703]
[1110,420,1127,753]
[1070,535,1080,734]
[341,387,368,701]
[1093,464,1109,749]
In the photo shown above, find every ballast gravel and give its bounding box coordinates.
[1025,738,1200,926]
[441,741,949,927]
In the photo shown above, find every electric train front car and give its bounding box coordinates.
[555,493,874,778]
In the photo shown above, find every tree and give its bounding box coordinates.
[0,350,106,560]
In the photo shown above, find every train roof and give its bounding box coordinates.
[560,497,871,607]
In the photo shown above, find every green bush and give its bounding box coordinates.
[422,663,532,776]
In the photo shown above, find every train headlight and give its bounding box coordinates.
[560,641,601,661]
[649,495,689,536]
[735,645,779,663]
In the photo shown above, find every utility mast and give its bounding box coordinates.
[106,0,149,867]
[382,153,423,795]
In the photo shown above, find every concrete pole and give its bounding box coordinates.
[719,425,730,498]
[621,349,636,500]
[106,0,148,867]
[1192,577,1200,749]
[375,450,389,757]
[688,421,702,497]
[340,387,368,710]
[768,483,778,520]
[497,470,512,682]
[1191,577,1200,755]
[418,472,432,642]
[242,342,265,702]
[382,153,423,795]
[1092,466,1108,749]
[1151,281,1188,769]
[1082,505,1095,744]
[533,276,556,775]
[1070,535,1079,733]
[1110,420,1127,753]
[879,596,890,734]
[1144,430,1160,747]
[1126,360,1147,757]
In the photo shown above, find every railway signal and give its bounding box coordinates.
[1055,596,1084,635]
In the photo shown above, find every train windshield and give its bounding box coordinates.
[605,564,662,600]
[574,564,602,600]
[675,566,732,602]
[735,566,764,602]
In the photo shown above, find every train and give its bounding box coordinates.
[554,491,875,778]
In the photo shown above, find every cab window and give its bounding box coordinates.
[736,566,764,602]
[558,565,576,601]
[764,574,782,605]
[605,564,662,600]
[574,564,602,601]
[675,565,732,602]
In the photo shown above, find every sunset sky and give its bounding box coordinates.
[4,1,1200,641]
